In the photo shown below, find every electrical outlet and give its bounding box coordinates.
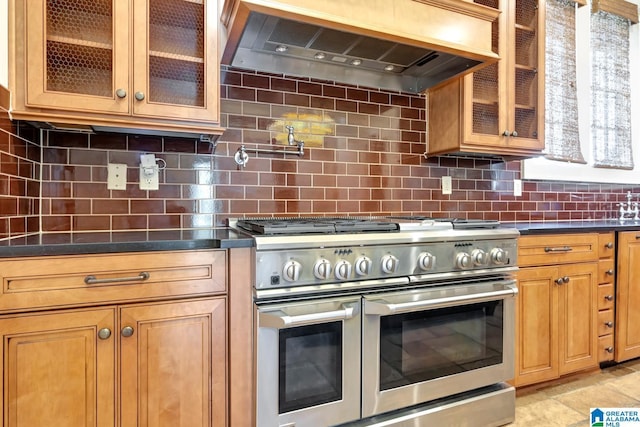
[107,163,127,190]
[139,164,159,190]
[442,176,452,195]
[514,179,523,196]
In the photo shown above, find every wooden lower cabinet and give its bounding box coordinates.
[616,231,640,362]
[514,262,598,386]
[1,298,226,427]
[1,308,116,427]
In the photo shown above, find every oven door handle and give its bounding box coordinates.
[364,286,517,315]
[259,302,360,328]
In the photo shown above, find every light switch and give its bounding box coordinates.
[107,163,127,190]
[442,176,452,195]
[514,179,522,196]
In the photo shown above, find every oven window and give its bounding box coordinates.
[379,300,504,391]
[279,321,343,414]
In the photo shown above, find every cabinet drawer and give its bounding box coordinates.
[598,232,615,259]
[518,234,599,267]
[0,250,226,312]
[597,309,615,337]
[598,335,615,362]
[598,259,615,284]
[598,283,615,310]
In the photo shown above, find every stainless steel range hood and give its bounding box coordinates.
[220,0,500,94]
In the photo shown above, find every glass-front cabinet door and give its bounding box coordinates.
[132,0,219,121]
[19,0,219,123]
[510,0,543,143]
[427,0,544,156]
[24,0,130,113]
[468,0,544,150]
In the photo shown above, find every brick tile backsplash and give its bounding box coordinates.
[0,68,638,238]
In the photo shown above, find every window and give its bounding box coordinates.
[523,0,640,184]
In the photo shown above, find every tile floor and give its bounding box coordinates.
[510,359,640,426]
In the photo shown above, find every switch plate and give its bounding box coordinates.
[107,163,127,190]
[514,179,523,196]
[442,176,452,195]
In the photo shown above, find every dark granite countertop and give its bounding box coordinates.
[0,228,255,258]
[4,220,640,259]
[509,220,640,234]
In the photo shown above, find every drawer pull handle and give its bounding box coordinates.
[606,269,614,276]
[544,246,572,253]
[605,346,614,353]
[606,242,614,249]
[605,295,614,301]
[84,272,150,285]
[605,321,614,328]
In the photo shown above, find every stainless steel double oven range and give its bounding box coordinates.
[231,217,519,427]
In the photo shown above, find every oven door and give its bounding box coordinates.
[362,279,517,418]
[256,295,361,427]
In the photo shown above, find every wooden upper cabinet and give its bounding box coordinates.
[24,0,130,114]
[10,0,223,136]
[427,0,545,157]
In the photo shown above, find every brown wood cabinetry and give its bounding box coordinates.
[9,0,223,137]
[597,232,616,362]
[0,250,229,427]
[514,234,598,387]
[427,0,545,157]
[615,231,640,362]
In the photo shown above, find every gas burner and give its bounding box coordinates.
[387,216,500,230]
[236,217,399,235]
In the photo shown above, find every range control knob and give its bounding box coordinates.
[490,248,508,265]
[455,252,473,269]
[381,254,399,274]
[282,260,302,282]
[354,256,372,276]
[417,252,436,271]
[334,260,352,281]
[313,258,332,280]
[471,249,488,266]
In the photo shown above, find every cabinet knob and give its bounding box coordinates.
[98,328,112,340]
[115,88,127,98]
[511,130,518,137]
[605,321,614,328]
[555,277,564,285]
[503,130,511,137]
[606,242,614,249]
[606,269,614,276]
[605,295,614,301]
[563,276,570,283]
[134,91,145,101]
[121,326,135,337]
[605,346,614,353]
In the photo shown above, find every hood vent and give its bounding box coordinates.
[221,0,499,94]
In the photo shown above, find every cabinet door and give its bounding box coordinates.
[131,0,219,122]
[558,262,598,374]
[616,231,640,362]
[463,0,507,146]
[120,298,226,427]
[514,266,558,386]
[506,0,544,150]
[1,308,115,427]
[23,0,129,113]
